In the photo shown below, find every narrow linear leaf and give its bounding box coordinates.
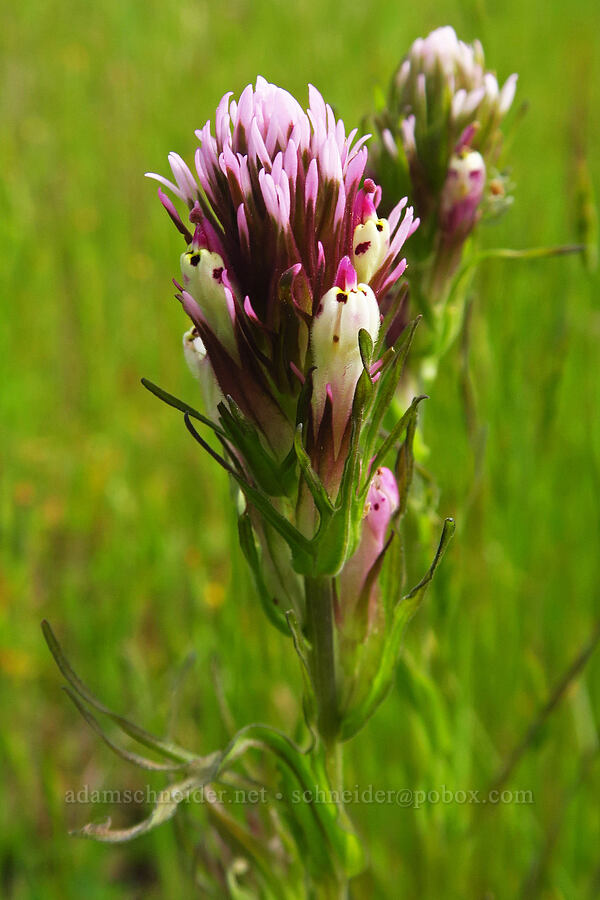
[62,687,193,772]
[141,378,227,438]
[42,620,196,763]
[403,516,456,603]
[184,413,238,475]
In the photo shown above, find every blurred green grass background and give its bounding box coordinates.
[2,0,599,897]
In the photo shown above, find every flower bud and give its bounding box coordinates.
[180,247,239,361]
[439,150,486,241]
[352,216,391,285]
[183,327,222,416]
[338,466,399,621]
[311,264,380,456]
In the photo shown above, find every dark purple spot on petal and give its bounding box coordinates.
[374,503,380,511]
[212,266,224,282]
[333,335,340,343]
[376,222,384,233]
[190,254,200,266]
[336,291,347,303]
[355,241,371,256]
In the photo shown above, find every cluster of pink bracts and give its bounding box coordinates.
[149,79,417,459]
[147,78,419,614]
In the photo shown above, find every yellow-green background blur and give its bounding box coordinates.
[2,0,599,897]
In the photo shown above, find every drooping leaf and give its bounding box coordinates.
[62,687,193,772]
[42,620,196,763]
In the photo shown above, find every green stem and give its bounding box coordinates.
[304,576,351,899]
[304,575,338,753]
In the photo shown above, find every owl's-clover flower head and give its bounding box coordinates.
[373,26,516,237]
[147,78,418,460]
[392,26,517,161]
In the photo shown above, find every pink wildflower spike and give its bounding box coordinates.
[150,77,417,458]
[374,26,517,249]
[148,77,454,727]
